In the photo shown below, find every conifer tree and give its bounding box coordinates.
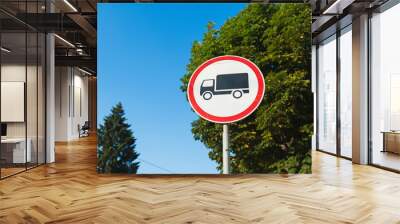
[97,102,140,173]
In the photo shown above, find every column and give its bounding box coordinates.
[352,14,369,164]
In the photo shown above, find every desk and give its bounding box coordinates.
[1,138,31,163]
[382,131,400,154]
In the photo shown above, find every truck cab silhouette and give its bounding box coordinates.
[200,73,249,100]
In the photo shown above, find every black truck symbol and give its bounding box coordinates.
[200,73,249,100]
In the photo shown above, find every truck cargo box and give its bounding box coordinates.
[215,73,249,90]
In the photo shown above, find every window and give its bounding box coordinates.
[339,26,352,158]
[0,31,28,177]
[0,1,47,179]
[370,3,400,171]
[317,35,337,154]
[202,79,214,88]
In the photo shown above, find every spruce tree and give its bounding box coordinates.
[97,102,140,173]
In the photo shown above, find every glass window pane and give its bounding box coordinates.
[318,35,337,154]
[371,4,400,171]
[0,0,46,179]
[38,33,45,165]
[340,27,352,158]
[27,31,38,169]
[1,31,27,177]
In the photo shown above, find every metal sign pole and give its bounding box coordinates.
[222,124,229,174]
[188,56,264,175]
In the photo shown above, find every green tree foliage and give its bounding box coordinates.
[181,4,312,173]
[97,102,140,173]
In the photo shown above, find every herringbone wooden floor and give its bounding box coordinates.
[1,136,400,224]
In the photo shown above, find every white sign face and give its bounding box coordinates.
[187,55,265,123]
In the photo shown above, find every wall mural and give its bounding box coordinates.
[97,3,312,174]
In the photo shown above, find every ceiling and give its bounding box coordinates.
[0,0,97,74]
[2,0,389,74]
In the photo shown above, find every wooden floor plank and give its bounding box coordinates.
[0,135,400,223]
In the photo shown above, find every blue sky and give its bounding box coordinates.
[98,3,246,174]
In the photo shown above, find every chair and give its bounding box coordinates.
[79,121,90,138]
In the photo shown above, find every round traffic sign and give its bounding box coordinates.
[187,55,265,123]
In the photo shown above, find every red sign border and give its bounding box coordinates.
[187,55,265,123]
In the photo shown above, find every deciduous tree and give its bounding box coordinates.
[181,4,312,173]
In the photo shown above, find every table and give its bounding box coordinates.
[381,131,400,154]
[1,138,32,164]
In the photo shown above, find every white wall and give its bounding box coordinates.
[55,67,89,141]
[1,65,37,138]
[1,65,26,139]
[55,66,69,141]
[72,72,89,138]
